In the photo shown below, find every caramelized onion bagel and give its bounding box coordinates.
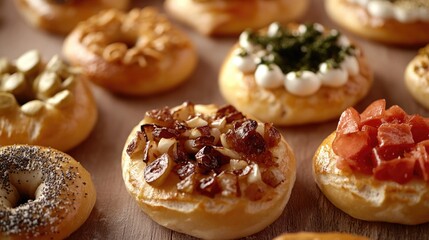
[164,0,309,36]
[122,102,296,239]
[0,145,96,240]
[219,23,373,126]
[313,99,429,225]
[325,0,429,46]
[274,232,369,240]
[13,0,129,34]
[63,8,197,96]
[405,45,429,109]
[0,50,97,152]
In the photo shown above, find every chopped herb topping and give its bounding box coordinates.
[241,23,355,73]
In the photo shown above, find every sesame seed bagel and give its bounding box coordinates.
[13,0,129,34]
[164,0,309,36]
[0,145,96,240]
[0,50,97,152]
[122,102,296,239]
[63,8,198,96]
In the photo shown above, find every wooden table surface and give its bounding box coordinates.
[1,0,428,239]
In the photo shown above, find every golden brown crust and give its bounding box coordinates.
[325,0,429,46]
[63,8,198,96]
[219,42,373,126]
[274,232,370,240]
[0,145,96,240]
[405,47,429,109]
[13,0,129,34]
[121,104,296,239]
[313,132,429,225]
[164,0,309,36]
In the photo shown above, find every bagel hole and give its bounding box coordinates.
[8,171,44,208]
[13,192,35,207]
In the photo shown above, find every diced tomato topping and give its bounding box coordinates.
[336,107,361,135]
[383,105,407,124]
[377,123,414,148]
[407,115,429,143]
[360,99,385,127]
[413,140,429,181]
[373,158,415,184]
[362,125,378,147]
[332,99,429,183]
[372,145,411,163]
[333,131,371,162]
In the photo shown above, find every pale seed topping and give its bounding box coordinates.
[21,100,45,116]
[46,90,74,108]
[15,50,41,75]
[0,93,17,112]
[0,50,77,112]
[2,72,27,95]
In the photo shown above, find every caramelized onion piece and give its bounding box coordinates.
[144,153,174,187]
[177,174,196,193]
[145,107,175,127]
[126,131,145,157]
[197,174,220,197]
[217,172,239,197]
[195,146,228,173]
[174,161,196,180]
[216,105,245,123]
[227,119,267,155]
[264,123,282,148]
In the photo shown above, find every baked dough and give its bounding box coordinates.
[325,0,429,45]
[0,50,97,152]
[274,232,369,240]
[0,145,96,239]
[122,102,296,239]
[219,23,373,126]
[63,8,197,96]
[164,0,309,36]
[13,0,129,34]
[313,100,429,225]
[405,45,429,109]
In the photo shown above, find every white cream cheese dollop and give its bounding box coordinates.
[318,63,349,87]
[232,23,360,97]
[255,64,284,89]
[350,0,429,23]
[285,71,322,96]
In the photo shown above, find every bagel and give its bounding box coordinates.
[164,0,309,36]
[405,45,429,109]
[325,0,429,46]
[313,99,429,225]
[122,102,296,239]
[13,0,129,34]
[0,145,96,240]
[219,22,373,126]
[0,50,97,152]
[63,8,197,96]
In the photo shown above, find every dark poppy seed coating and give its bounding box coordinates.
[0,145,90,239]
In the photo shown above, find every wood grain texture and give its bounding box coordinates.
[1,0,428,239]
